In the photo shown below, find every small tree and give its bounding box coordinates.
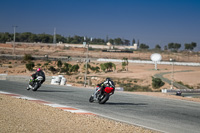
[26,62,35,71]
[57,60,63,68]
[48,66,56,73]
[62,63,72,74]
[83,63,91,71]
[152,77,165,89]
[100,62,116,72]
[184,42,197,51]
[122,62,126,70]
[100,63,106,72]
[24,54,33,61]
[155,44,161,50]
[71,64,79,72]
[37,63,41,67]
[90,66,100,73]
[122,57,128,71]
[139,43,149,49]
[57,60,63,72]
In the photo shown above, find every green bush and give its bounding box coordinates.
[119,83,152,92]
[37,63,41,67]
[152,77,165,89]
[62,63,72,74]
[26,62,35,71]
[24,54,33,61]
[100,62,116,72]
[177,81,194,89]
[48,66,56,73]
[44,62,49,66]
[71,64,79,72]
[57,60,63,68]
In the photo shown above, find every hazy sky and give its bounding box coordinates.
[0,0,200,50]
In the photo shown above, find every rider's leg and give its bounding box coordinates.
[27,80,34,90]
[100,86,105,95]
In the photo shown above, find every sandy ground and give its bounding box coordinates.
[0,94,158,133]
[1,59,200,89]
[1,91,200,133]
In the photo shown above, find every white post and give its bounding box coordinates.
[12,26,17,55]
[155,61,157,70]
[170,58,174,89]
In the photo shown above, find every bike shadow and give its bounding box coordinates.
[105,102,148,106]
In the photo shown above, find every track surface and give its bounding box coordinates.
[1,80,200,133]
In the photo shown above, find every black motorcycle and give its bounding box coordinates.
[27,75,43,91]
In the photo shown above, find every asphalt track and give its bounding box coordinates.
[1,80,200,133]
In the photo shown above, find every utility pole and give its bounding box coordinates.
[12,26,18,55]
[84,37,92,87]
[53,28,56,44]
[84,43,89,87]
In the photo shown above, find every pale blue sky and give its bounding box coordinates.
[0,0,200,50]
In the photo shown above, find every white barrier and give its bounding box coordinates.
[51,76,60,85]
[162,89,200,93]
[115,87,124,91]
[51,75,66,85]
[97,58,200,66]
[60,78,67,85]
[0,74,7,80]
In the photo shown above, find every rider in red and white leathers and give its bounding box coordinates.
[98,78,115,95]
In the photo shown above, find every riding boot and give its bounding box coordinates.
[100,87,104,95]
[27,86,30,90]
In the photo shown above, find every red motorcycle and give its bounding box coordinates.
[89,86,114,104]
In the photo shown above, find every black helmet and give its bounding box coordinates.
[106,78,111,81]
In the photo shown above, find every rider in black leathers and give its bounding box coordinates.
[34,68,45,84]
[27,68,45,90]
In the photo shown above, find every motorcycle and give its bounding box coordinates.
[27,75,43,91]
[89,86,114,104]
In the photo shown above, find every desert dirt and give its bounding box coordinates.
[1,43,200,132]
[1,43,200,89]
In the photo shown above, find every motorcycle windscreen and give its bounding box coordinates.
[104,87,114,93]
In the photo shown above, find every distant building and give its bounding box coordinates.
[107,42,114,49]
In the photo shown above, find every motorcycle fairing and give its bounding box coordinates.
[104,87,114,93]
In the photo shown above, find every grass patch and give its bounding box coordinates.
[119,83,152,92]
[177,81,194,89]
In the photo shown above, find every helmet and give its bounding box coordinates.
[106,78,111,82]
[37,68,41,72]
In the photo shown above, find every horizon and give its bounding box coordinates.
[0,0,200,50]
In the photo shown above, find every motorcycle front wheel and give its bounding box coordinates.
[89,95,94,103]
[32,82,40,91]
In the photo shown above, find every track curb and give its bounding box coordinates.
[0,91,96,115]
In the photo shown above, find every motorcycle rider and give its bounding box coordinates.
[99,78,115,95]
[27,68,45,90]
